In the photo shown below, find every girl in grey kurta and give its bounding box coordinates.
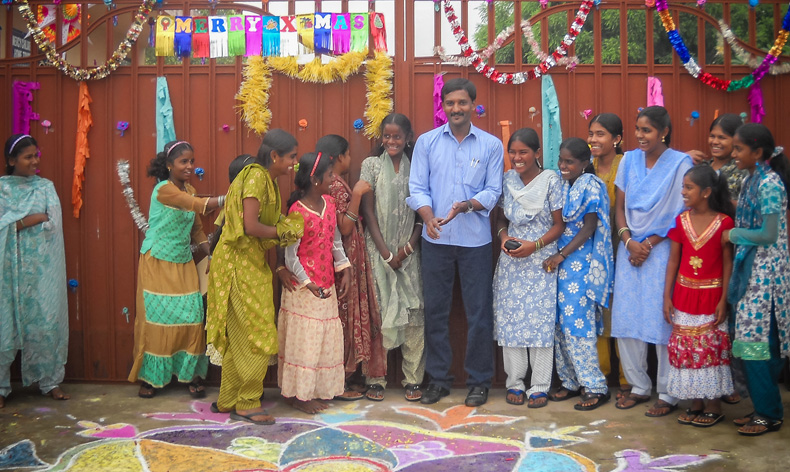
[359,113,425,401]
[493,128,564,407]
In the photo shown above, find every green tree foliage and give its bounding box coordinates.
[471,1,780,66]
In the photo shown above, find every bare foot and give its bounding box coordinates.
[48,387,70,401]
[285,397,327,414]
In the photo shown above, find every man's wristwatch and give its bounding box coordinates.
[465,200,474,213]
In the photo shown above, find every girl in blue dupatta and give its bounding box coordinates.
[543,138,613,411]
[724,124,790,436]
[611,106,692,417]
[0,134,69,408]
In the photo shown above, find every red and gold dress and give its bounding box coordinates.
[329,176,387,381]
[666,210,735,399]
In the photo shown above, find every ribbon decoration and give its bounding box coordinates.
[654,0,790,93]
[500,120,512,172]
[647,76,664,107]
[192,17,210,58]
[72,82,93,219]
[718,20,790,76]
[155,15,175,56]
[748,83,766,124]
[279,15,299,57]
[228,16,246,56]
[174,17,193,57]
[296,14,315,55]
[117,121,129,136]
[370,13,387,53]
[313,12,332,55]
[441,0,593,84]
[209,16,229,58]
[433,74,448,128]
[351,13,370,53]
[541,74,562,171]
[332,13,351,54]
[12,81,40,135]
[261,16,280,56]
[156,76,177,152]
[246,16,264,56]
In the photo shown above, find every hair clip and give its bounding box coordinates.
[771,146,784,158]
[310,152,322,177]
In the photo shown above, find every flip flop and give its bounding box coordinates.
[188,382,206,399]
[404,384,422,402]
[574,391,610,411]
[548,387,581,402]
[737,417,783,436]
[733,412,756,427]
[230,410,276,425]
[615,393,651,410]
[720,393,741,405]
[335,390,364,401]
[505,389,525,406]
[365,384,385,402]
[138,383,156,399]
[691,411,725,427]
[645,400,678,417]
[527,392,548,409]
[677,408,704,425]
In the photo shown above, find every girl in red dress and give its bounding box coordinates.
[278,152,352,414]
[663,165,735,427]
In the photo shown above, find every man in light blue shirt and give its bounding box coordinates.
[407,78,503,406]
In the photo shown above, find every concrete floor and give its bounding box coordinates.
[1,383,788,471]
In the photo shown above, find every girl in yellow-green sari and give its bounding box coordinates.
[206,129,303,425]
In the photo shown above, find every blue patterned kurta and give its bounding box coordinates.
[557,173,613,339]
[731,164,790,360]
[494,170,563,348]
[0,176,68,387]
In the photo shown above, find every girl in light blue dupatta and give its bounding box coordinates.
[0,134,69,408]
[611,107,692,417]
[724,124,790,436]
[543,138,613,411]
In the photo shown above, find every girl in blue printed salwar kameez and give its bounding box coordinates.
[544,138,614,411]
[0,134,69,409]
[724,124,790,437]
[493,128,565,409]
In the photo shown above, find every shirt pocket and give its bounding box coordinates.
[463,160,486,189]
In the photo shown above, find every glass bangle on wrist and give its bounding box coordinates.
[645,238,654,250]
[464,200,474,213]
[382,252,394,263]
[618,227,629,237]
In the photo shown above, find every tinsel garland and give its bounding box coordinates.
[18,0,155,81]
[235,56,273,135]
[440,0,593,84]
[435,18,578,70]
[717,20,790,76]
[116,160,150,233]
[363,52,394,139]
[654,0,790,92]
[236,51,392,138]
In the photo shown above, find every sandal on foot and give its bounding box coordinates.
[365,384,385,402]
[645,400,678,417]
[615,393,651,410]
[733,412,755,427]
[548,387,581,402]
[528,392,549,409]
[230,410,275,425]
[506,389,526,406]
[404,384,422,402]
[721,393,741,405]
[574,391,611,411]
[737,417,783,436]
[677,409,704,425]
[616,386,632,401]
[691,411,725,427]
[188,381,206,399]
[138,383,156,399]
[335,388,364,401]
[210,402,234,414]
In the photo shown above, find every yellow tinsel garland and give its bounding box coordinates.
[236,52,393,138]
[363,52,394,139]
[235,56,273,135]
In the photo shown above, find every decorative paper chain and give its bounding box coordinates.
[654,0,790,92]
[435,17,578,71]
[440,0,593,84]
[717,19,790,76]
[18,0,155,81]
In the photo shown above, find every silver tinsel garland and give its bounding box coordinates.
[116,159,149,233]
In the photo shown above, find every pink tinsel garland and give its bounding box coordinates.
[12,81,41,135]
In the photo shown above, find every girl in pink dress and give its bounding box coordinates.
[278,152,351,414]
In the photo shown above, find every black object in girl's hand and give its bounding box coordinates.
[504,239,522,251]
